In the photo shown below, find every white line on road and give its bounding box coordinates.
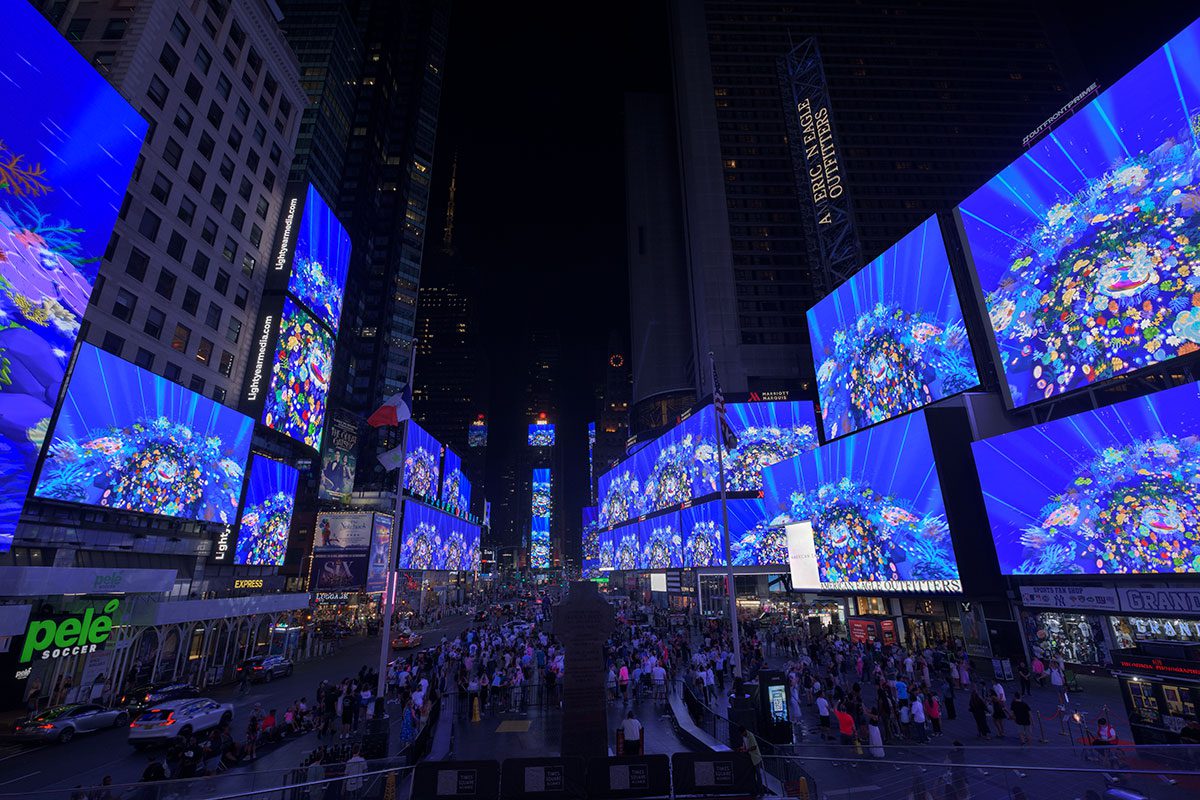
[0,746,42,764]
[823,787,882,797]
[0,771,41,787]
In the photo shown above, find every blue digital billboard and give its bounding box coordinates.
[597,400,818,526]
[398,500,480,571]
[598,520,616,571]
[440,448,470,517]
[0,3,147,550]
[531,467,551,569]
[528,422,555,447]
[403,421,441,504]
[469,417,487,447]
[613,520,639,571]
[808,216,978,439]
[35,344,253,523]
[973,381,1200,575]
[639,513,683,570]
[762,412,960,590]
[582,505,600,578]
[286,184,351,335]
[235,454,299,566]
[261,298,333,450]
[679,498,782,568]
[958,18,1200,409]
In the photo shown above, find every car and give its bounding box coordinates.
[128,698,232,747]
[391,631,423,650]
[473,609,489,622]
[12,704,129,744]
[236,655,293,683]
[117,682,200,720]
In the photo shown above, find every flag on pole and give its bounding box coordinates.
[368,385,412,428]
[377,443,406,472]
[711,358,739,451]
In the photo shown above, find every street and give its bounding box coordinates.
[0,614,474,796]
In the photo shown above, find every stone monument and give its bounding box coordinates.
[550,581,616,758]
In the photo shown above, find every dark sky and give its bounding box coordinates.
[424,1,1199,554]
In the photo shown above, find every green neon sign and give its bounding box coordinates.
[20,599,120,663]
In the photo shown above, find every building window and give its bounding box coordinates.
[255,197,269,220]
[173,105,194,135]
[240,253,255,276]
[163,138,184,169]
[249,223,262,248]
[246,149,260,173]
[93,51,116,74]
[166,230,186,260]
[207,100,224,129]
[252,122,266,146]
[219,156,235,182]
[215,269,230,295]
[66,17,90,42]
[138,209,162,241]
[182,287,200,315]
[225,316,242,343]
[164,362,182,382]
[211,185,227,213]
[192,252,211,280]
[184,75,203,104]
[150,172,172,204]
[201,218,218,245]
[126,247,149,281]
[100,331,125,356]
[269,143,281,165]
[189,375,205,393]
[231,205,246,231]
[101,18,128,41]
[187,163,205,191]
[112,288,137,323]
[222,236,236,262]
[171,323,192,353]
[134,347,155,370]
[212,385,226,403]
[234,285,248,309]
[159,44,180,76]
[216,73,232,100]
[155,269,177,300]
[170,13,191,45]
[196,337,214,365]
[218,350,235,377]
[147,76,169,109]
[195,45,213,75]
[205,302,222,330]
[263,169,275,191]
[235,99,250,124]
[198,132,216,160]
[227,127,243,153]
[178,195,197,225]
[229,19,246,48]
[237,178,252,202]
[144,307,166,339]
[90,275,105,305]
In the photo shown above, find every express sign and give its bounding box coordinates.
[20,599,120,662]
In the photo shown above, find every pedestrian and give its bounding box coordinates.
[816,690,832,741]
[867,711,885,759]
[835,702,857,747]
[1017,662,1031,696]
[911,694,927,743]
[1049,661,1068,707]
[742,727,765,790]
[1011,693,1032,745]
[990,685,1008,738]
[344,746,367,798]
[928,693,942,736]
[621,711,643,756]
[968,687,991,740]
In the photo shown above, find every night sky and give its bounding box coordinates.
[424,1,1198,554]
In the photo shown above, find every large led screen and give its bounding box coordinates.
[528,422,555,447]
[440,448,470,517]
[582,506,600,579]
[531,468,552,518]
[973,381,1200,575]
[366,513,393,592]
[639,513,683,569]
[958,18,1200,409]
[612,520,639,571]
[0,4,147,549]
[762,412,960,590]
[261,298,333,450]
[35,345,253,522]
[286,185,351,335]
[679,498,782,568]
[530,516,551,570]
[403,421,441,504]
[597,400,818,526]
[235,454,299,566]
[398,500,480,571]
[808,216,978,439]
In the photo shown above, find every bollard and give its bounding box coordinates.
[471,696,481,723]
[1036,709,1049,743]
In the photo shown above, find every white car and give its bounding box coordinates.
[128,698,232,747]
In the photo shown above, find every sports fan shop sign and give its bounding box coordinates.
[1019,585,1118,612]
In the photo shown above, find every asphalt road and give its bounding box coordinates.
[0,613,474,797]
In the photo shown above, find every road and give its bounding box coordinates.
[0,613,474,796]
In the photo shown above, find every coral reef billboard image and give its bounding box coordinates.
[0,4,147,548]
[261,299,334,450]
[235,454,299,566]
[286,185,350,335]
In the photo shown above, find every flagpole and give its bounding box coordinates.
[377,345,417,702]
[710,352,743,680]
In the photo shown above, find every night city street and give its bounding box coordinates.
[4,1,1200,799]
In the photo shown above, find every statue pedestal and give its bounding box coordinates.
[550,581,615,758]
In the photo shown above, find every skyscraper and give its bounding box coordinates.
[630,0,1080,403]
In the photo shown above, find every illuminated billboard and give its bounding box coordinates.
[598,400,818,526]
[398,500,480,571]
[973,381,1200,575]
[582,505,600,579]
[612,520,639,571]
[319,410,358,503]
[469,416,487,447]
[440,448,470,517]
[679,498,782,568]
[957,18,1200,408]
[235,455,299,566]
[531,467,551,569]
[403,421,441,504]
[639,513,683,570]
[532,468,552,518]
[366,513,393,592]
[35,345,252,523]
[808,216,978,439]
[260,298,333,450]
[315,511,374,549]
[528,422,556,447]
[285,184,351,335]
[762,412,961,591]
[0,3,147,549]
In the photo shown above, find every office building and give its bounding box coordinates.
[630,0,1079,402]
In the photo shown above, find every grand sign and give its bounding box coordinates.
[21,599,120,662]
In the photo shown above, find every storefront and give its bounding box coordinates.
[900,598,959,650]
[1111,648,1200,744]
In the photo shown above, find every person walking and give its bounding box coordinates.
[990,684,1009,739]
[968,687,991,740]
[344,747,367,799]
[621,711,643,756]
[867,710,885,759]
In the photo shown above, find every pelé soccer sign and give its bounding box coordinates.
[20,599,120,662]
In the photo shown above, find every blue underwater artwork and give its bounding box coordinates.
[808,216,978,439]
[959,18,1200,408]
[35,344,253,522]
[235,454,299,566]
[0,5,147,548]
[398,500,479,571]
[286,185,351,335]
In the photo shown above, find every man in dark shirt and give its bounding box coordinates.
[1011,693,1033,745]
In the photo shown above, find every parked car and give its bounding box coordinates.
[236,655,293,683]
[391,631,423,650]
[128,698,232,747]
[118,682,200,720]
[12,704,129,744]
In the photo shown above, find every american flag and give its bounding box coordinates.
[711,359,739,451]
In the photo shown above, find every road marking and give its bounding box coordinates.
[0,746,41,763]
[0,771,40,786]
[823,787,881,797]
